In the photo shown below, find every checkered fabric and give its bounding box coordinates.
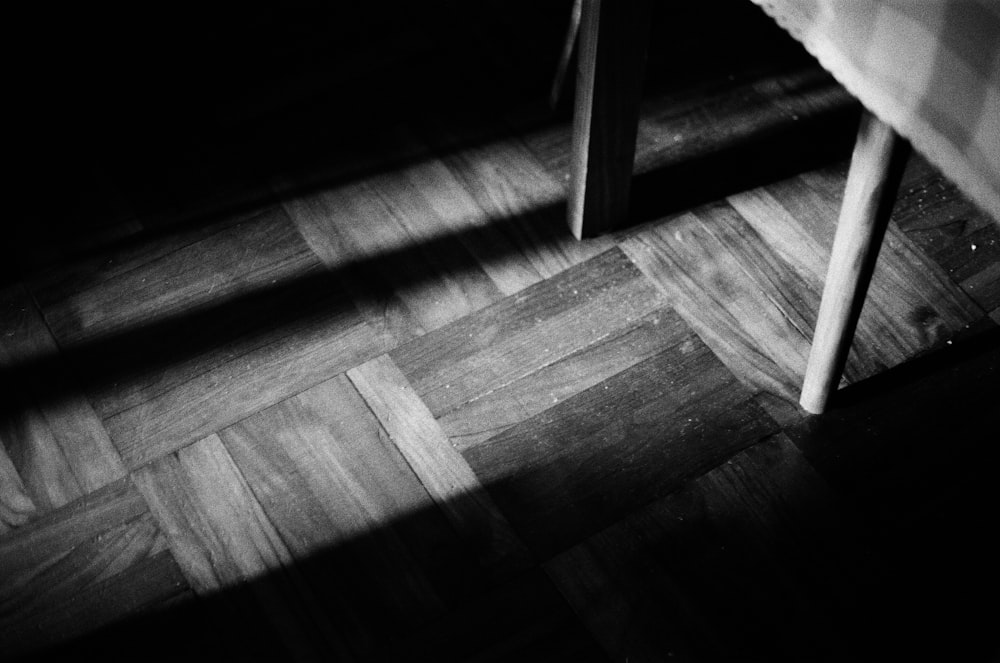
[752,0,1000,223]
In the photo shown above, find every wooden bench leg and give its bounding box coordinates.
[800,111,909,413]
[568,0,652,239]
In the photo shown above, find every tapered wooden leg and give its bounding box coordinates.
[568,0,652,239]
[800,111,909,413]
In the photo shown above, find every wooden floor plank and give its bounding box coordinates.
[0,285,125,525]
[0,478,188,658]
[422,135,614,286]
[622,176,983,404]
[545,433,860,661]
[788,167,986,329]
[33,207,322,347]
[217,374,516,658]
[285,182,431,345]
[132,433,355,661]
[438,309,686,451]
[620,205,821,402]
[760,169,985,335]
[104,296,385,469]
[283,172,506,338]
[464,332,778,558]
[347,355,532,577]
[881,153,1000,312]
[391,247,667,418]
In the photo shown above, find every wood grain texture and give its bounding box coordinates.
[545,433,859,661]
[415,137,615,289]
[283,171,505,339]
[754,170,985,340]
[391,247,667,418]
[219,376,473,610]
[621,173,982,405]
[34,207,322,347]
[437,309,686,451]
[620,205,823,403]
[568,0,652,238]
[104,292,386,468]
[0,285,125,527]
[464,330,778,558]
[30,201,391,469]
[132,434,355,661]
[347,355,532,576]
[886,152,1000,312]
[216,373,521,659]
[0,478,187,658]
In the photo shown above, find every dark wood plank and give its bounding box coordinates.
[437,309,687,451]
[463,329,778,558]
[0,478,189,658]
[545,433,862,661]
[884,152,1000,312]
[0,285,125,528]
[391,247,667,418]
[568,0,652,238]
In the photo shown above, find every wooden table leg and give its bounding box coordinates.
[800,111,910,414]
[568,0,652,239]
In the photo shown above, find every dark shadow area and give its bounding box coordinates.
[8,0,844,285]
[4,327,999,661]
[629,97,859,224]
[0,199,570,420]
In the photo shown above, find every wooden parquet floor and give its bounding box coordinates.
[3,3,999,661]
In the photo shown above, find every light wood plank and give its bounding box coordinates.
[105,303,386,469]
[347,355,532,575]
[132,434,355,661]
[420,137,615,288]
[391,247,667,417]
[283,173,505,337]
[0,285,125,522]
[219,375,501,657]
